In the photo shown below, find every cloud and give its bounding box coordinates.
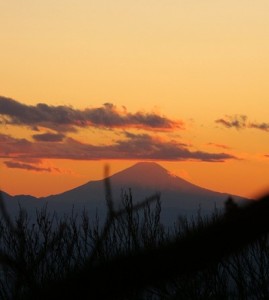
[0,134,32,157]
[113,133,236,162]
[0,133,237,164]
[0,96,183,132]
[215,115,247,129]
[32,132,65,142]
[215,115,269,132]
[4,161,53,172]
[249,122,269,132]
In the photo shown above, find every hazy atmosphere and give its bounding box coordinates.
[2,3,269,299]
[1,1,269,198]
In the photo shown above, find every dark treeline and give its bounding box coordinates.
[1,189,269,299]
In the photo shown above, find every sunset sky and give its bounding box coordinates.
[1,1,269,199]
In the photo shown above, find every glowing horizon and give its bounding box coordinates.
[1,1,269,199]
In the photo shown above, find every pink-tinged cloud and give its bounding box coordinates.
[4,161,53,172]
[0,133,237,164]
[0,96,183,132]
[216,115,269,132]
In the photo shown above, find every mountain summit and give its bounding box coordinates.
[109,162,207,193]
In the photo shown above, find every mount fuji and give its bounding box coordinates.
[1,162,250,225]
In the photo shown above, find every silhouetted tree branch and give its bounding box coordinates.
[1,173,269,299]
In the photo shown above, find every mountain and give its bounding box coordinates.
[1,162,250,225]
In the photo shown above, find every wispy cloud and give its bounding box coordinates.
[4,160,54,172]
[207,142,231,150]
[32,132,65,142]
[215,115,269,132]
[215,115,247,129]
[0,96,183,132]
[0,132,237,167]
[249,122,269,132]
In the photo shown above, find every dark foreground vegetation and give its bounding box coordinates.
[1,181,269,299]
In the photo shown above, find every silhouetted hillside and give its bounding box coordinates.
[0,188,267,300]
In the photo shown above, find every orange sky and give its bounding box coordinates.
[1,1,269,199]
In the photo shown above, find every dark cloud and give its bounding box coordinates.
[249,122,269,132]
[0,134,32,157]
[4,161,53,172]
[0,133,237,163]
[0,96,183,132]
[215,115,247,129]
[215,115,269,132]
[32,132,65,142]
[113,133,236,162]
